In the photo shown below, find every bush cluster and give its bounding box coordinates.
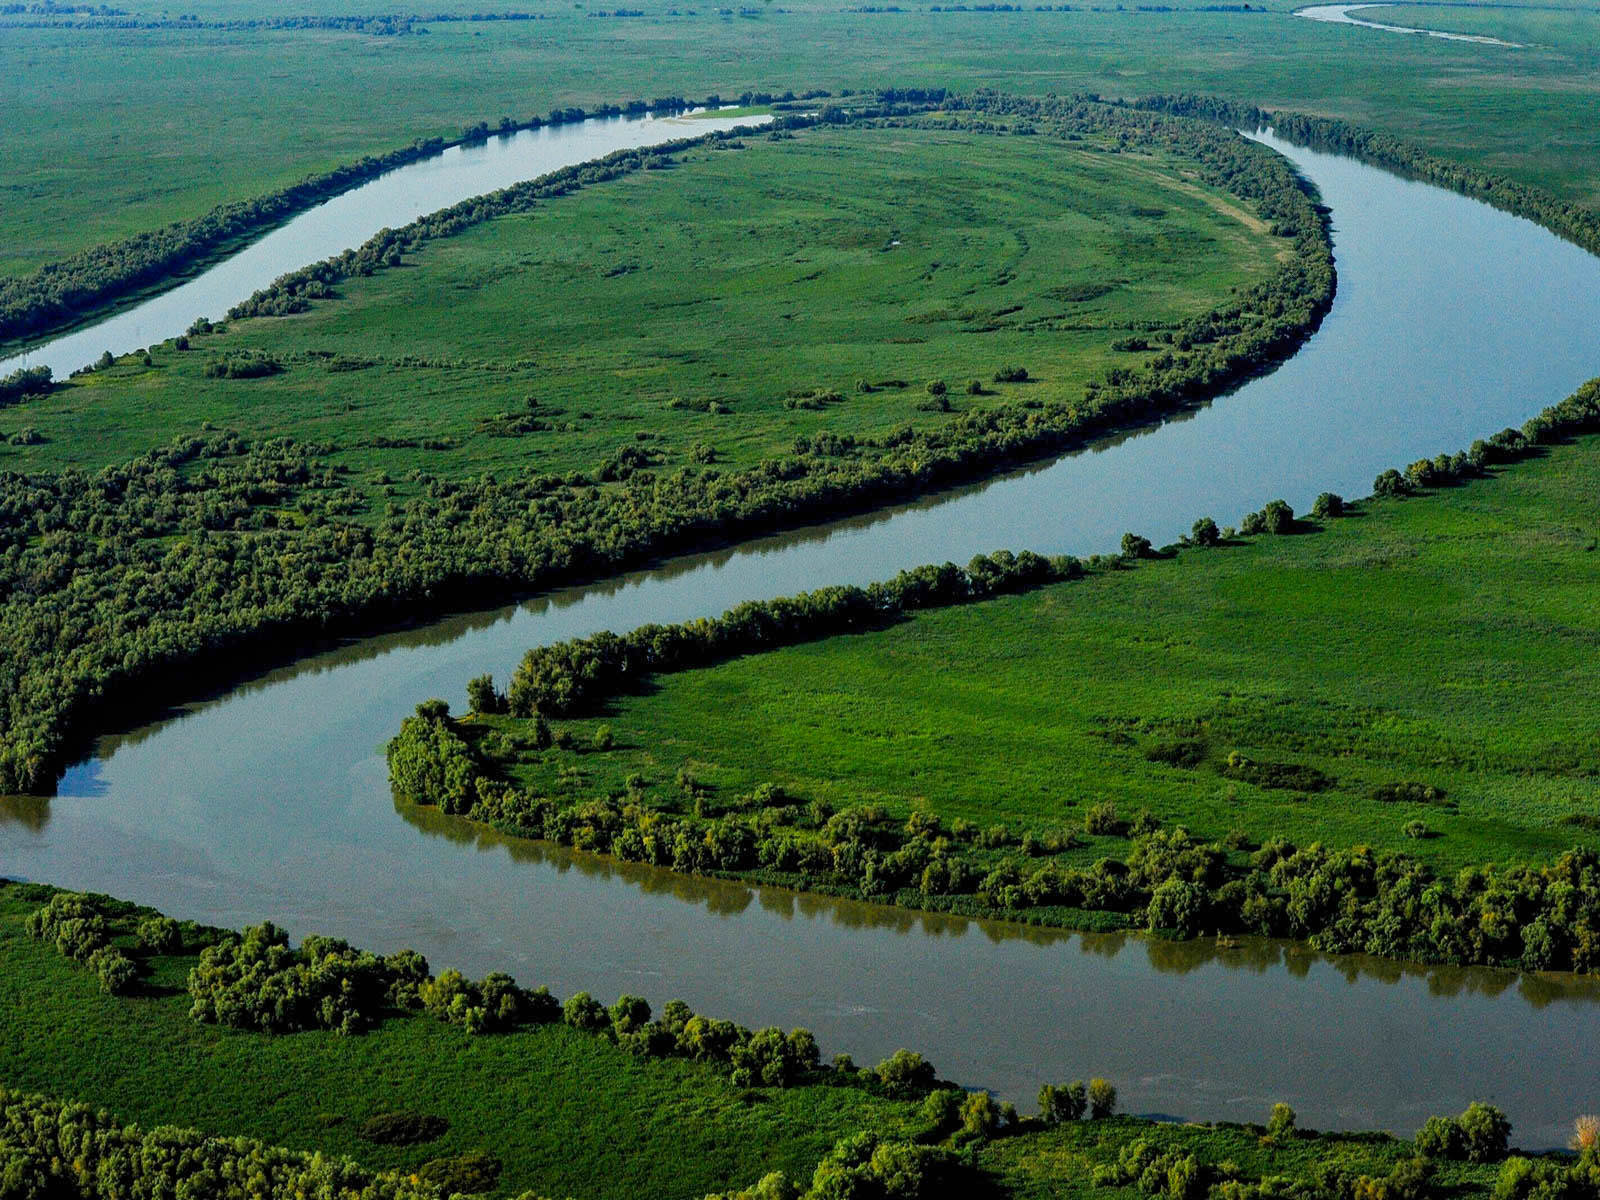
[23,892,138,994]
[187,921,422,1034]
[704,1131,955,1200]
[0,365,53,407]
[1413,1103,1512,1164]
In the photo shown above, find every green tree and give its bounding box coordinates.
[1089,1077,1118,1119]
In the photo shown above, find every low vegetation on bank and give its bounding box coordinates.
[389,385,1600,972]
[4,881,1584,1200]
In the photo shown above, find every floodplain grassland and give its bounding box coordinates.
[0,120,1284,485]
[468,429,1600,878]
[2,0,1599,287]
[0,881,1519,1200]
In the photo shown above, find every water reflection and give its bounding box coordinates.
[395,791,1600,1011]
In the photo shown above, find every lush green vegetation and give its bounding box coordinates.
[4,0,1600,295]
[0,110,1283,478]
[5,881,1580,1200]
[396,386,1600,968]
[0,96,1334,795]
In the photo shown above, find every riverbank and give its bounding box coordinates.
[0,880,1538,1200]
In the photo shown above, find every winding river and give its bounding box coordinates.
[4,130,1600,1145]
[1295,3,1522,47]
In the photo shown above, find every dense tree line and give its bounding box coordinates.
[19,886,945,1102]
[0,1081,960,1200]
[0,140,455,345]
[506,549,1071,717]
[0,94,1341,794]
[488,376,1594,722]
[390,694,1600,972]
[160,897,941,1094]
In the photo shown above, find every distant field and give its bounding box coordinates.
[3,0,1600,281]
[0,121,1284,483]
[1352,3,1600,45]
[478,431,1600,875]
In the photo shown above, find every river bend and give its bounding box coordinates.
[4,132,1600,1144]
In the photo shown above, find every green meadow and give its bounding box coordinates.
[0,121,1282,482]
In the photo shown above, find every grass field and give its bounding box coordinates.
[473,431,1600,877]
[0,881,1517,1199]
[0,120,1284,483]
[3,0,1599,285]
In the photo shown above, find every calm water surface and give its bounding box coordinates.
[0,110,765,379]
[1295,3,1522,46]
[5,132,1600,1144]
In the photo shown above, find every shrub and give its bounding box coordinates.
[1261,499,1294,534]
[960,1091,1002,1140]
[1084,801,1125,837]
[26,893,110,961]
[1147,739,1206,769]
[357,1111,449,1146]
[1373,468,1414,498]
[1266,1103,1297,1140]
[1089,1077,1118,1119]
[1416,1103,1510,1163]
[417,1151,502,1195]
[919,1089,964,1139]
[925,379,947,397]
[1121,532,1153,559]
[1372,781,1446,805]
[1190,517,1220,547]
[875,1049,937,1096]
[965,379,983,395]
[1311,492,1344,518]
[1401,820,1432,840]
[88,946,138,994]
[136,915,183,954]
[563,990,610,1032]
[1458,1102,1513,1163]
[593,724,615,751]
[608,993,651,1034]
[1147,878,1207,937]
[993,365,1029,382]
[465,673,504,716]
[1039,1081,1088,1124]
